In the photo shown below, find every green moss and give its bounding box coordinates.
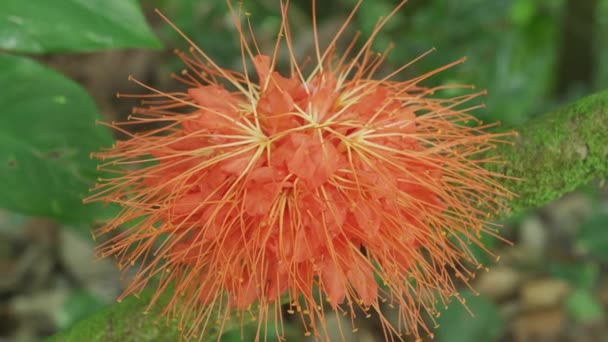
[46,287,190,342]
[490,90,608,214]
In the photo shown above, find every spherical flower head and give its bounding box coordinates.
[87,1,515,340]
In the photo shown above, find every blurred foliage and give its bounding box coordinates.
[576,213,608,262]
[0,0,606,341]
[566,288,605,323]
[598,0,608,89]
[551,262,606,322]
[436,291,505,342]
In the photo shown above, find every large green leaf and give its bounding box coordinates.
[0,0,161,53]
[0,54,113,222]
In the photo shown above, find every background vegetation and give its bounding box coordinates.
[0,0,606,341]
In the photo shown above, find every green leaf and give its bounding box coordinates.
[0,54,113,223]
[509,0,537,28]
[576,213,608,261]
[565,288,605,323]
[0,0,161,53]
[549,262,599,289]
[436,292,504,342]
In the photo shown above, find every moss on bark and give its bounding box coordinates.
[490,90,608,213]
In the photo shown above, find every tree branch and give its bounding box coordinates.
[491,90,608,214]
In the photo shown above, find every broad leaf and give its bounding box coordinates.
[0,54,113,222]
[0,0,161,53]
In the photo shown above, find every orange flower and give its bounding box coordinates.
[87,0,514,340]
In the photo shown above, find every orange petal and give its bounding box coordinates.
[347,260,378,306]
[188,85,239,113]
[321,260,346,307]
